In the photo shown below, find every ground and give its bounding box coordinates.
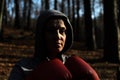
[0,27,119,80]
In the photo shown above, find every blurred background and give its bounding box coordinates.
[0,0,120,80]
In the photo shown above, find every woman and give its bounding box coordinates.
[8,10,100,80]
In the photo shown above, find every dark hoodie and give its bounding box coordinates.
[34,10,73,61]
[8,10,73,80]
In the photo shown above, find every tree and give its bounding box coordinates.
[3,0,7,25]
[72,0,76,41]
[84,0,96,50]
[92,0,104,49]
[54,0,58,10]
[117,0,120,27]
[76,0,80,41]
[45,0,50,9]
[103,0,119,62]
[0,0,4,41]
[14,0,20,29]
[61,0,65,12]
[26,0,32,30]
[23,0,27,29]
[41,0,44,10]
[67,0,71,20]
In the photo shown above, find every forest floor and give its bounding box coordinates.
[0,27,119,80]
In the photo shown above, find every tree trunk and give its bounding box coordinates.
[23,0,27,29]
[45,0,49,10]
[54,0,57,10]
[103,0,119,63]
[61,0,65,12]
[117,0,120,27]
[0,0,4,41]
[84,0,96,50]
[72,0,76,41]
[41,0,44,10]
[67,0,71,20]
[14,0,20,29]
[26,0,32,30]
[76,0,80,41]
[3,0,7,25]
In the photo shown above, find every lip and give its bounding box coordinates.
[55,43,61,47]
[54,41,61,44]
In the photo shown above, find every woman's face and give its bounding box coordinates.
[44,19,66,58]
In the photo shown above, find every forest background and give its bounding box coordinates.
[0,0,120,80]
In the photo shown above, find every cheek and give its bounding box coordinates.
[64,36,66,42]
[63,35,66,45]
[44,33,53,44]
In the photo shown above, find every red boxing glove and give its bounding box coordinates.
[25,58,72,80]
[65,55,100,80]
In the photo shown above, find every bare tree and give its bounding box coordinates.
[61,0,65,12]
[103,0,119,62]
[54,0,58,10]
[14,0,20,29]
[84,0,96,50]
[45,0,50,9]
[72,0,76,40]
[67,0,70,20]
[41,0,44,10]
[3,0,7,25]
[0,0,4,41]
[23,0,27,29]
[117,0,120,27]
[76,0,80,41]
[26,0,32,30]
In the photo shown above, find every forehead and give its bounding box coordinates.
[46,19,65,27]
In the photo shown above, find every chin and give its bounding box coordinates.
[51,47,63,53]
[54,49,62,54]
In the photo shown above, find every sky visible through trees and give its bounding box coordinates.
[7,0,103,19]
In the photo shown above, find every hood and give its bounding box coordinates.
[34,10,73,60]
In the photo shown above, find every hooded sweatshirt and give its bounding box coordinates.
[34,10,73,61]
[8,10,73,80]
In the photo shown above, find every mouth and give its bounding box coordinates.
[55,43,61,47]
[53,41,62,47]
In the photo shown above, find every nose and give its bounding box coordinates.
[54,30,61,40]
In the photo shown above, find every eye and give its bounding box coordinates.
[46,27,56,33]
[59,28,66,34]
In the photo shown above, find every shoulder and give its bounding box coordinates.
[8,58,35,80]
[15,57,38,71]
